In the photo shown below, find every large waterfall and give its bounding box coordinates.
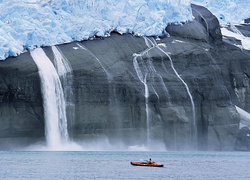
[30,47,80,150]
[30,48,68,149]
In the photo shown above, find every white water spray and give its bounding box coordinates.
[30,48,69,149]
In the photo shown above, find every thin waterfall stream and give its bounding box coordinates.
[156,40,197,143]
[133,57,151,144]
[133,37,170,148]
[76,42,111,79]
[51,46,75,137]
[142,37,197,145]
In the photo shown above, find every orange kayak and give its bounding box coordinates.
[130,161,164,167]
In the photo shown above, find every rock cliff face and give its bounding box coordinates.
[0,4,250,150]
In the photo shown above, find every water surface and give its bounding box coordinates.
[0,151,249,180]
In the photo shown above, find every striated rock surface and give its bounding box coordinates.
[0,4,250,150]
[0,53,44,149]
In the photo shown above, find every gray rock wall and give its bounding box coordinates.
[0,4,250,150]
[0,53,44,149]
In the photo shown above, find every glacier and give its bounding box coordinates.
[191,0,250,24]
[0,0,249,60]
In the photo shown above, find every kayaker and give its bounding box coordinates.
[147,158,154,164]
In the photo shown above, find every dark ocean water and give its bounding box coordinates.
[0,151,250,180]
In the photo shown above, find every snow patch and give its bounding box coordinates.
[235,106,250,128]
[221,26,250,50]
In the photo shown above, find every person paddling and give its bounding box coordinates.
[147,158,154,164]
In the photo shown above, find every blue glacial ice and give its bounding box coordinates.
[0,0,249,60]
[191,0,250,24]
